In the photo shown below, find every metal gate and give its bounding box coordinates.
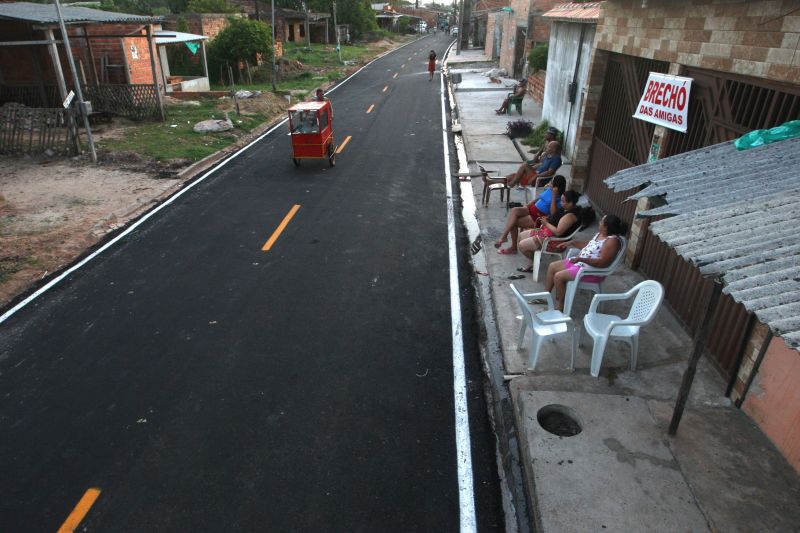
[664,67,800,156]
[639,69,800,380]
[638,228,751,379]
[585,53,668,226]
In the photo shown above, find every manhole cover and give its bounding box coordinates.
[537,404,582,437]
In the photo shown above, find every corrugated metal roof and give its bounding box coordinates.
[542,2,601,22]
[0,2,158,24]
[603,137,800,350]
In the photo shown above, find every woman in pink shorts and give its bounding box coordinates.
[541,214,627,311]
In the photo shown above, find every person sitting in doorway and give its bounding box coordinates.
[494,175,567,255]
[506,140,562,189]
[495,79,527,114]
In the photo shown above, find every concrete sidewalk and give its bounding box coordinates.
[446,50,800,532]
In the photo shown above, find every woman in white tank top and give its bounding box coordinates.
[541,215,627,312]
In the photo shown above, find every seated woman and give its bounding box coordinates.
[495,175,567,255]
[495,79,527,114]
[540,215,628,311]
[516,191,595,272]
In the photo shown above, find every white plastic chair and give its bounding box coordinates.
[532,225,582,282]
[582,280,664,377]
[563,236,627,316]
[510,283,577,371]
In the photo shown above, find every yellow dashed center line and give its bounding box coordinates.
[58,488,101,533]
[262,204,301,251]
[392,73,398,79]
[382,85,388,92]
[336,135,352,154]
[366,104,375,114]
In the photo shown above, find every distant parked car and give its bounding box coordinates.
[417,21,427,33]
[451,26,459,36]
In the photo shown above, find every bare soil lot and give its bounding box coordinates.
[0,156,184,307]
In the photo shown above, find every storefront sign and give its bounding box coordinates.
[633,73,693,133]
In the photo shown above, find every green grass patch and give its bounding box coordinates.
[97,100,268,162]
[0,255,37,283]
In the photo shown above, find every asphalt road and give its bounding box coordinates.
[0,34,503,531]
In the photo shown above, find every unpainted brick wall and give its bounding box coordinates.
[526,70,546,103]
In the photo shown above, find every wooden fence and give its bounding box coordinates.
[1,84,163,121]
[83,84,162,121]
[0,106,77,155]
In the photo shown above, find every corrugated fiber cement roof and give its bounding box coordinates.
[0,1,158,24]
[604,137,800,350]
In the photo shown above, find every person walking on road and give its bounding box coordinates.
[428,50,437,81]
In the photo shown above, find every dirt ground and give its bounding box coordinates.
[0,156,182,307]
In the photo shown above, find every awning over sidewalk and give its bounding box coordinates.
[603,137,800,350]
[154,30,208,45]
[542,2,602,23]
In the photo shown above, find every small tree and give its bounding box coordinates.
[208,18,273,83]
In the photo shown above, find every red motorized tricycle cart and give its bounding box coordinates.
[288,100,336,167]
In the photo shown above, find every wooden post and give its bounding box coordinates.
[45,28,68,100]
[668,280,723,436]
[82,25,99,86]
[145,24,166,121]
[201,40,209,79]
[119,38,132,84]
[44,27,80,154]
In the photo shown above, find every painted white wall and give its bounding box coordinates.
[542,21,595,160]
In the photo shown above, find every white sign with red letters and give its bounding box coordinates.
[633,73,693,132]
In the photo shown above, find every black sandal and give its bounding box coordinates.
[516,266,533,273]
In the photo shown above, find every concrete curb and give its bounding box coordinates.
[444,51,531,533]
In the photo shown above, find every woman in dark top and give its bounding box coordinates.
[516,191,594,272]
[428,50,436,81]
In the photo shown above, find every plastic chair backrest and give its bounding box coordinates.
[510,283,531,318]
[626,280,664,324]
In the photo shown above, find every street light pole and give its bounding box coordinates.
[53,0,97,162]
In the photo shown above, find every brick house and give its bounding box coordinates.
[0,2,165,122]
[493,0,561,78]
[228,0,331,49]
[567,0,800,471]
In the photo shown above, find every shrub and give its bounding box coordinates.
[521,120,563,148]
[208,18,273,83]
[528,43,548,73]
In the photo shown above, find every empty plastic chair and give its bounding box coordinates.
[510,283,577,371]
[582,280,664,377]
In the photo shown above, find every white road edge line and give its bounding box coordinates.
[0,37,422,326]
[440,45,477,532]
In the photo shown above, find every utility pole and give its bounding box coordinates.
[271,0,277,91]
[332,1,341,63]
[456,0,464,55]
[53,0,97,162]
[303,1,310,49]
